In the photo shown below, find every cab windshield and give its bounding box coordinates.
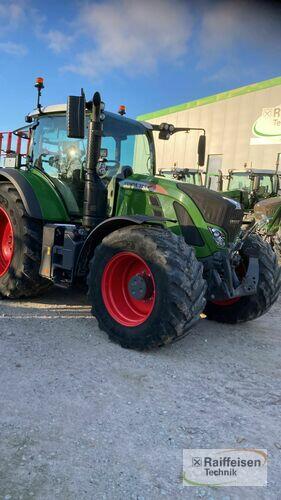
[228,173,251,190]
[31,112,153,215]
[228,173,274,194]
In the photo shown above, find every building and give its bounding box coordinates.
[137,76,281,179]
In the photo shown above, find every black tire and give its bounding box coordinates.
[0,183,51,298]
[88,225,206,349]
[204,234,281,324]
[273,228,281,264]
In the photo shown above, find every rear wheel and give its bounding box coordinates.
[88,225,206,349]
[0,183,51,298]
[204,234,281,323]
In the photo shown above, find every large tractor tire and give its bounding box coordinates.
[88,225,206,349]
[273,228,281,265]
[0,183,51,298]
[204,234,281,324]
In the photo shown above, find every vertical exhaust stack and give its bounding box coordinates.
[83,92,108,229]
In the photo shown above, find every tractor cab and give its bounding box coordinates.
[25,105,155,219]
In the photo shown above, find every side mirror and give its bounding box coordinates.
[159,130,170,140]
[67,95,85,139]
[198,135,206,166]
[158,123,175,140]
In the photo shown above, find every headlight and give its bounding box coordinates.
[209,227,226,247]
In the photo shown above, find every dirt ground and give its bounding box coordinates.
[0,288,280,500]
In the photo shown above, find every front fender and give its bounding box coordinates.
[75,215,172,276]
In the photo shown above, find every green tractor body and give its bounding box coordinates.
[0,86,280,349]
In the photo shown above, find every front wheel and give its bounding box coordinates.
[88,225,206,349]
[204,234,281,324]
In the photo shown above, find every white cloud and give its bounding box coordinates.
[0,41,27,56]
[0,1,26,34]
[0,1,27,56]
[199,0,280,64]
[63,0,192,77]
[42,29,73,54]
[206,63,256,83]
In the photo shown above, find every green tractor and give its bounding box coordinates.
[218,169,281,259]
[0,80,280,349]
[221,169,280,213]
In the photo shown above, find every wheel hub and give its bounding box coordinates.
[101,251,156,327]
[128,273,154,301]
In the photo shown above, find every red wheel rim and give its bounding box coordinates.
[101,251,156,327]
[0,207,14,277]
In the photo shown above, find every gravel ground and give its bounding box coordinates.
[0,288,280,500]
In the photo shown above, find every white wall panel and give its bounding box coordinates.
[148,84,281,174]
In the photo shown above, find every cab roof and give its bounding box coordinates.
[27,104,153,130]
[27,104,66,117]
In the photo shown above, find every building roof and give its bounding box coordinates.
[137,76,281,121]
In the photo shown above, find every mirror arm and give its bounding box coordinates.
[152,124,206,135]
[176,127,206,135]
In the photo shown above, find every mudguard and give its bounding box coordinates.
[0,169,42,218]
[75,215,173,276]
[0,168,70,221]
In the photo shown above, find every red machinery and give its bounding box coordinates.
[0,130,30,163]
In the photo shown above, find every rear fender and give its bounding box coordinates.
[0,168,70,221]
[0,169,42,218]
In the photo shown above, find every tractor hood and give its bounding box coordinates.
[176,183,244,242]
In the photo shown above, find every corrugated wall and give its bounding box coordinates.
[138,84,281,174]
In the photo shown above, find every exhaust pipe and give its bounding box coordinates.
[83,92,108,229]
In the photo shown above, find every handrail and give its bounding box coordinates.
[0,130,30,159]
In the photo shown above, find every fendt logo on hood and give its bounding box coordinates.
[120,180,167,195]
[251,105,281,145]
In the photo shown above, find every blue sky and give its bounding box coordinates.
[0,0,280,131]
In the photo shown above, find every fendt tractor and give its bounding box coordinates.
[204,168,281,260]
[220,169,280,211]
[0,79,280,350]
